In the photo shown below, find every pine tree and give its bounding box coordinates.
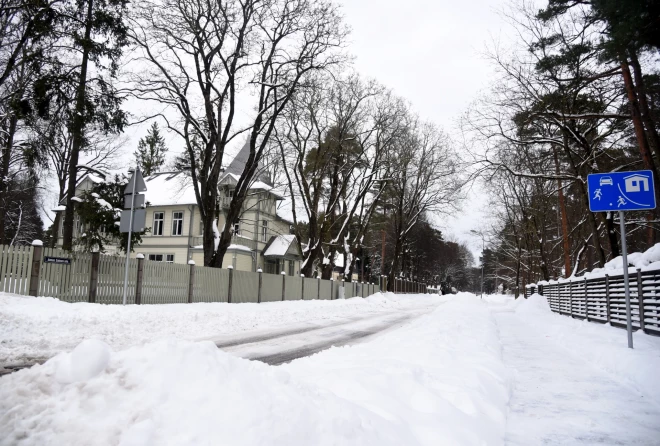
[134,123,168,175]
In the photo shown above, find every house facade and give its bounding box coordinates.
[54,144,303,275]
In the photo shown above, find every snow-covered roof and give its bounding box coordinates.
[142,172,198,206]
[263,235,298,257]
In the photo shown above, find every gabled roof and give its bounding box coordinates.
[221,140,272,187]
[263,234,300,258]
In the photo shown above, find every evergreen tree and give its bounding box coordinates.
[75,174,147,253]
[134,122,168,175]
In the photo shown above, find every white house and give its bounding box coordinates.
[54,142,303,275]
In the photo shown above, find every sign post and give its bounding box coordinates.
[587,170,656,349]
[121,168,147,305]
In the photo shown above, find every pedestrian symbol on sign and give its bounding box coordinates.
[593,189,602,200]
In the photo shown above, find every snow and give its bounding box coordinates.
[541,242,660,281]
[54,339,111,384]
[2,292,660,444]
[263,234,296,256]
[510,294,660,404]
[87,174,104,184]
[143,171,198,206]
[212,220,220,251]
[51,205,66,212]
[71,196,83,202]
[0,292,434,365]
[228,244,252,252]
[1,293,512,445]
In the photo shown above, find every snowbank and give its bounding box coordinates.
[0,291,439,365]
[512,294,660,404]
[0,293,509,446]
[569,242,660,279]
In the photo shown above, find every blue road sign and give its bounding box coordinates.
[587,170,656,212]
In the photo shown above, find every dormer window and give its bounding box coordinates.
[227,189,234,198]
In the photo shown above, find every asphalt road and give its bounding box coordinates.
[213,305,437,365]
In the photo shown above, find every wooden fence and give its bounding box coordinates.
[525,268,660,336]
[0,241,413,305]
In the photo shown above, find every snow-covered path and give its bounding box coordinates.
[495,310,660,445]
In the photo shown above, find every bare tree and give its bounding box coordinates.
[274,74,406,278]
[129,0,347,267]
[385,119,462,289]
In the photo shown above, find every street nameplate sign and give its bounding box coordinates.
[44,256,71,265]
[119,208,146,233]
[124,169,147,195]
[587,170,656,212]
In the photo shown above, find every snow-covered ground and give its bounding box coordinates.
[1,292,659,445]
[0,292,442,365]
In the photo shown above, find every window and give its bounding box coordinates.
[288,260,294,276]
[199,221,204,236]
[74,215,81,235]
[172,211,183,236]
[261,220,268,242]
[148,254,175,262]
[153,212,164,236]
[227,189,234,198]
[233,220,240,236]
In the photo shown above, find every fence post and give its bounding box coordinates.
[342,279,346,298]
[330,277,334,300]
[317,277,321,300]
[584,277,589,321]
[187,260,195,304]
[257,268,263,303]
[301,274,305,300]
[227,265,234,304]
[384,276,387,293]
[636,268,646,333]
[281,271,286,301]
[361,281,364,298]
[135,254,144,305]
[28,240,43,297]
[605,274,611,324]
[88,249,100,303]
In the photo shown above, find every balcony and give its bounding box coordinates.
[191,234,257,251]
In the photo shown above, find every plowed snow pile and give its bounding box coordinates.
[0,294,510,446]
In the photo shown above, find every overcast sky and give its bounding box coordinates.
[335,0,510,255]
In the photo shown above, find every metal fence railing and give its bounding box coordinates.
[525,268,660,336]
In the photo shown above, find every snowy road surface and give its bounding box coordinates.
[496,311,660,445]
[2,292,660,445]
[214,305,436,364]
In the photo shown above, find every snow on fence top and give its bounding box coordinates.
[529,243,660,286]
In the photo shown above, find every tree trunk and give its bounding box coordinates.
[62,0,94,251]
[552,145,571,276]
[0,114,17,245]
[629,50,660,161]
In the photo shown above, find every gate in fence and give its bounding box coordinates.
[526,269,660,336]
